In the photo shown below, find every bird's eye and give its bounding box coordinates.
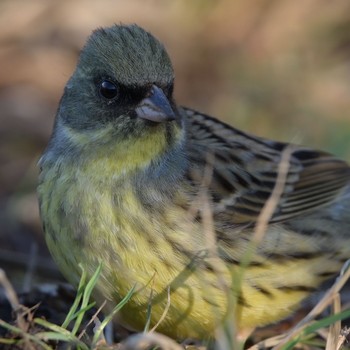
[99,80,118,99]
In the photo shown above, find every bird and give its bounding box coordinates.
[37,24,350,341]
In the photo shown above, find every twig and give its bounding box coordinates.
[326,293,341,350]
[336,327,350,350]
[78,299,106,340]
[252,146,293,246]
[150,286,171,333]
[120,331,184,350]
[273,260,350,349]
[0,269,35,350]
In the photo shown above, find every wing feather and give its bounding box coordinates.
[183,107,350,225]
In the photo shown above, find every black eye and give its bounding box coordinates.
[99,80,118,99]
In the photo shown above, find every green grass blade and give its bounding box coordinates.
[303,308,350,335]
[61,264,88,328]
[71,263,102,336]
[91,284,136,347]
[0,319,53,350]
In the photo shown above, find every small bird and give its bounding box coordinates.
[38,24,350,340]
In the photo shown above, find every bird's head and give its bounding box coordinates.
[48,24,184,172]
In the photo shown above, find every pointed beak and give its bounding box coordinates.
[135,85,175,122]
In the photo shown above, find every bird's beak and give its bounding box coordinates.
[135,85,175,122]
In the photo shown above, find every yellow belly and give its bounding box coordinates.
[38,162,340,340]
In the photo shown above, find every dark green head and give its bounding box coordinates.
[43,24,185,184]
[79,24,174,87]
[56,24,178,133]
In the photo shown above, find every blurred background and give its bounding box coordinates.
[1,0,350,291]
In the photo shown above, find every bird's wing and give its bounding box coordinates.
[183,107,350,225]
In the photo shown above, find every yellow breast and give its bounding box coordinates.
[38,137,342,339]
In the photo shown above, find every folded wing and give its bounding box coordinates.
[184,108,350,225]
